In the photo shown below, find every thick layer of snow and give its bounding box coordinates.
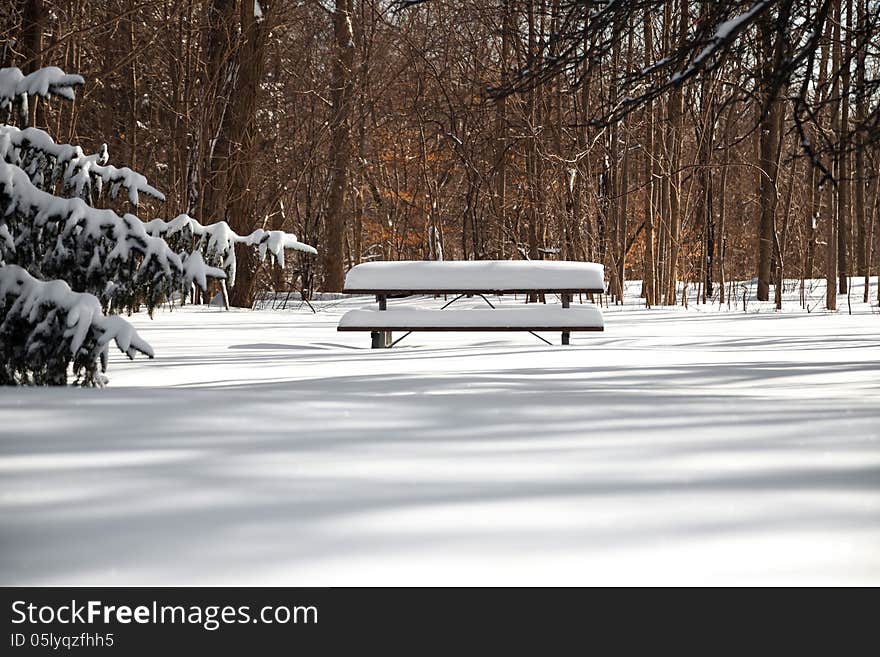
[339,304,604,329]
[0,125,165,206]
[1,279,879,585]
[0,67,84,104]
[344,260,606,292]
[144,216,317,286]
[0,67,84,128]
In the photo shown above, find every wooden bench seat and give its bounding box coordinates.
[338,306,604,332]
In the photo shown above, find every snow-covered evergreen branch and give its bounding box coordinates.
[0,160,224,313]
[144,215,317,286]
[0,124,165,207]
[0,265,152,386]
[0,67,84,126]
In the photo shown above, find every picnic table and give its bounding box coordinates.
[337,260,606,348]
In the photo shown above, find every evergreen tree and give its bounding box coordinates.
[0,66,316,386]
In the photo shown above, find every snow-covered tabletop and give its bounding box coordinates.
[343,260,606,293]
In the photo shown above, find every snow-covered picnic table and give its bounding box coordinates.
[338,260,606,348]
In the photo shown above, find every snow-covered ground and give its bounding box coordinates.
[2,278,879,585]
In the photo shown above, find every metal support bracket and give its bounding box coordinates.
[561,293,571,345]
[371,294,392,348]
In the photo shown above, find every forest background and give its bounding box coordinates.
[4,0,878,310]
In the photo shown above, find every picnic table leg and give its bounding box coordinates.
[372,295,392,348]
[561,293,570,345]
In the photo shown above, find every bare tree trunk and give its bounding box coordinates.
[321,0,356,292]
[608,11,622,300]
[772,126,793,311]
[757,9,782,302]
[664,0,686,305]
[827,0,842,310]
[854,0,868,295]
[18,0,44,70]
[202,0,236,218]
[837,0,852,296]
[493,0,511,260]
[615,19,633,301]
[227,0,272,307]
[123,11,138,172]
[807,10,833,306]
[641,4,656,306]
[718,100,735,306]
[874,175,880,305]
[525,0,540,273]
[697,61,716,304]
[19,0,45,126]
